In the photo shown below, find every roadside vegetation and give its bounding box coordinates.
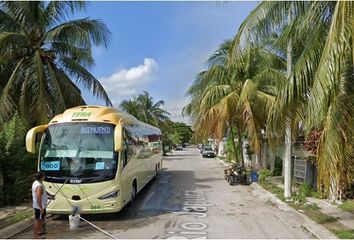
[339,201,354,214]
[259,172,354,238]
[184,1,354,201]
[0,209,33,229]
[0,1,112,207]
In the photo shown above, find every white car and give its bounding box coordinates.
[202,146,215,158]
[176,144,183,150]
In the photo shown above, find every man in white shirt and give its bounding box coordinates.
[32,171,54,239]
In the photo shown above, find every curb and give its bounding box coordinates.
[0,214,54,239]
[0,218,33,239]
[251,183,338,239]
[215,157,231,167]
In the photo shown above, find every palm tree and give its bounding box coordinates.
[228,1,354,199]
[0,1,112,124]
[303,2,354,199]
[119,99,140,120]
[184,41,242,162]
[120,91,170,127]
[227,1,311,198]
[185,41,286,165]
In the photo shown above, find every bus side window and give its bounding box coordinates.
[122,131,128,168]
[122,149,128,167]
[122,129,133,168]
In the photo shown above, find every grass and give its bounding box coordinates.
[308,212,337,224]
[259,180,286,202]
[333,229,354,239]
[339,201,354,214]
[260,179,339,224]
[0,209,33,229]
[259,177,354,238]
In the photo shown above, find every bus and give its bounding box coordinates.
[26,105,162,214]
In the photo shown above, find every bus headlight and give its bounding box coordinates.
[98,190,120,200]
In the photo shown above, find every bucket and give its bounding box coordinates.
[68,214,80,230]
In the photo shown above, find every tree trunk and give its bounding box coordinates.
[1,166,9,204]
[237,126,244,164]
[255,153,261,169]
[284,125,292,198]
[270,148,276,173]
[284,39,293,199]
[261,139,268,169]
[329,177,338,201]
[229,124,238,163]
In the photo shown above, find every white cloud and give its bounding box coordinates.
[163,98,191,124]
[100,58,158,105]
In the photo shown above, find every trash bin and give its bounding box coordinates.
[250,171,259,182]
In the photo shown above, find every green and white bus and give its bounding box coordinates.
[26,105,162,214]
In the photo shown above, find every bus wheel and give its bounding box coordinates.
[131,182,137,202]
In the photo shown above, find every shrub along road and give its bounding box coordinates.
[14,147,312,239]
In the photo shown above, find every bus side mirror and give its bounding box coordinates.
[26,125,47,153]
[114,125,123,152]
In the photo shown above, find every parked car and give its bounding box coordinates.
[202,146,215,158]
[200,144,206,153]
[176,144,183,150]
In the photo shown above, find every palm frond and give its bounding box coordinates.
[0,58,24,122]
[44,1,86,25]
[45,18,111,48]
[58,56,112,106]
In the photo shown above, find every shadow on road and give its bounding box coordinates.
[45,169,198,228]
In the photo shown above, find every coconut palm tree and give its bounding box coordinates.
[185,40,286,165]
[184,41,242,162]
[227,1,311,197]
[228,1,354,199]
[303,1,354,199]
[0,1,111,124]
[119,98,141,120]
[120,91,170,127]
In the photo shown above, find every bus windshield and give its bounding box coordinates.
[39,122,118,183]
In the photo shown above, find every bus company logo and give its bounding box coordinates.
[72,112,91,118]
[70,179,82,184]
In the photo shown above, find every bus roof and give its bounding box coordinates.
[49,105,160,132]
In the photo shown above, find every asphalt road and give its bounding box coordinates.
[14,147,312,239]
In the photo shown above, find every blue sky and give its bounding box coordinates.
[78,1,258,122]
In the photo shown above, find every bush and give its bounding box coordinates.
[298,182,313,198]
[273,156,283,176]
[0,113,37,205]
[259,169,272,183]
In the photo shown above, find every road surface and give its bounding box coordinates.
[15,147,312,239]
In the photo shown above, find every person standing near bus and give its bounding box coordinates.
[32,171,52,239]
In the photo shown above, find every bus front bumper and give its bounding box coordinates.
[46,197,123,214]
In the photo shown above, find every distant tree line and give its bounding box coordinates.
[120,91,193,155]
